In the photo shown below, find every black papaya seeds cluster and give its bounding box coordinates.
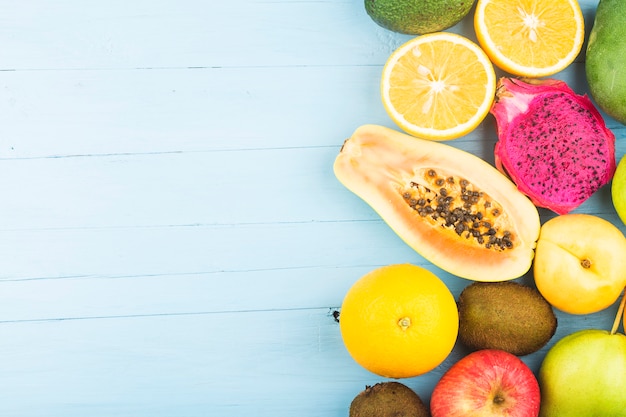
[402,168,515,251]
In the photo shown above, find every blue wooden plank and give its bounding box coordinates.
[0,62,622,158]
[0,0,600,70]
[0,135,622,235]
[0,304,620,417]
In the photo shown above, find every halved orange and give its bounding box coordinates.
[381,32,496,141]
[475,0,584,77]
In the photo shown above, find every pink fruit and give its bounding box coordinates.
[430,349,540,417]
[491,77,616,215]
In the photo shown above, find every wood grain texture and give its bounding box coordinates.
[0,0,623,415]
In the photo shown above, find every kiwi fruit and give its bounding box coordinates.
[457,281,557,356]
[349,381,429,417]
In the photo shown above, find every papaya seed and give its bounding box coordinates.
[403,171,516,251]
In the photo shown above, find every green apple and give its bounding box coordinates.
[612,154,626,226]
[538,329,626,417]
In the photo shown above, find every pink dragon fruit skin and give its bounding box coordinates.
[491,77,616,215]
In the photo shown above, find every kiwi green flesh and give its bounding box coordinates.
[458,281,557,356]
[349,382,429,417]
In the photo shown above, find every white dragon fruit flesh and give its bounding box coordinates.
[491,77,616,215]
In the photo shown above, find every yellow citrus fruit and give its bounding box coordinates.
[474,0,585,77]
[381,32,496,141]
[339,264,459,378]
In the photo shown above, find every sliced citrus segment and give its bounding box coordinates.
[381,32,496,141]
[474,0,584,77]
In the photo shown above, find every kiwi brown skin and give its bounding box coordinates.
[457,281,557,356]
[349,381,430,417]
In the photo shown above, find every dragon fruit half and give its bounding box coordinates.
[491,77,616,215]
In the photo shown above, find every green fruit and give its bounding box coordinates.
[457,281,557,356]
[349,382,429,417]
[585,0,626,124]
[538,329,626,417]
[364,0,476,35]
[612,155,626,225]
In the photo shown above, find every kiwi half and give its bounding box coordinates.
[349,382,429,417]
[457,281,557,356]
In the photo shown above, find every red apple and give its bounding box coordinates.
[430,349,540,417]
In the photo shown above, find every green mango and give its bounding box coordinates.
[364,0,476,35]
[586,0,626,125]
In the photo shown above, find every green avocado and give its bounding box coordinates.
[364,0,476,35]
[585,0,626,125]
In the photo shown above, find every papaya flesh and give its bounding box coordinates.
[334,125,540,281]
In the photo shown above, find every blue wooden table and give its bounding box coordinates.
[0,0,623,415]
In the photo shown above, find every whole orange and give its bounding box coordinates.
[339,264,459,378]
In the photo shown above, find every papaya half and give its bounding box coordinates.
[333,125,540,281]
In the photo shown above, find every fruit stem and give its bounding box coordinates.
[610,287,626,335]
[398,317,411,330]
